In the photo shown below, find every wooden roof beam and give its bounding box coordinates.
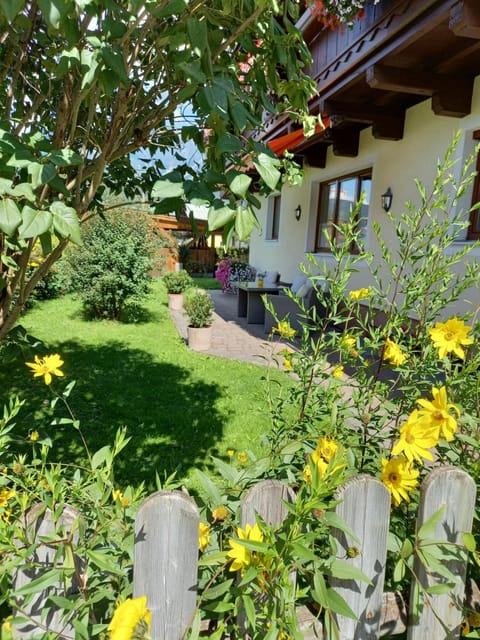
[366,64,473,117]
[303,143,328,168]
[450,0,480,39]
[320,99,405,140]
[323,127,360,157]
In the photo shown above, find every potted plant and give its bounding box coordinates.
[163,270,194,310]
[183,288,215,351]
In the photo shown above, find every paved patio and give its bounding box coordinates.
[169,289,292,366]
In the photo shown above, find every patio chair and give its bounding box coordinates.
[263,273,328,335]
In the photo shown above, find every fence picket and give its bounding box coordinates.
[407,466,476,640]
[330,474,391,640]
[133,490,199,640]
[240,479,296,528]
[13,502,81,639]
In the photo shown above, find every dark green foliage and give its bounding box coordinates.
[183,288,214,327]
[66,211,155,320]
[162,269,194,293]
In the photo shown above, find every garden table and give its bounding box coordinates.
[237,283,280,324]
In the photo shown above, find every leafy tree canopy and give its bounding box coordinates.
[0,0,317,339]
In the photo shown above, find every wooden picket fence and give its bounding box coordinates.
[12,466,478,639]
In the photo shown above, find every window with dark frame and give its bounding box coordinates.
[267,194,281,241]
[315,169,372,253]
[469,130,480,240]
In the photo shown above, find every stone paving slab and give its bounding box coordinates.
[170,289,292,366]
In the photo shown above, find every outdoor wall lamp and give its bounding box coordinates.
[381,188,393,212]
[295,205,302,221]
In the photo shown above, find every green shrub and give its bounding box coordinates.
[183,288,214,327]
[162,270,194,293]
[65,211,155,319]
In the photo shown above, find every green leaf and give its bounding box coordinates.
[27,162,56,189]
[227,172,251,198]
[393,558,405,583]
[154,0,187,17]
[195,469,222,505]
[216,133,242,154]
[0,0,25,21]
[101,44,129,85]
[400,538,413,559]
[48,148,83,167]
[0,198,21,236]
[462,532,476,553]
[235,204,257,241]
[202,578,234,601]
[417,505,446,541]
[186,17,209,57]
[253,153,281,190]
[37,0,69,30]
[80,48,100,90]
[328,559,372,585]
[312,572,329,608]
[208,204,235,231]
[86,549,125,575]
[425,583,455,595]
[91,445,111,470]
[325,587,358,620]
[152,175,185,199]
[14,569,64,596]
[197,551,227,567]
[242,594,256,628]
[18,206,52,238]
[50,201,82,244]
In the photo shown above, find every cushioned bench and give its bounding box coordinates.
[263,273,328,335]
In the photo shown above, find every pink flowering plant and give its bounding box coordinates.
[215,257,256,292]
[309,0,380,30]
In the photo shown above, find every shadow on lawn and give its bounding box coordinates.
[5,340,227,489]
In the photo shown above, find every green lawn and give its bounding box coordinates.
[2,278,288,491]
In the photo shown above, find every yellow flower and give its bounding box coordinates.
[198,522,210,551]
[25,354,64,385]
[332,365,344,379]
[416,386,460,442]
[340,334,359,358]
[428,317,474,360]
[212,505,228,522]
[108,596,151,640]
[391,410,439,464]
[383,338,407,366]
[302,464,313,484]
[0,488,15,508]
[238,451,247,464]
[227,522,263,572]
[1,616,12,634]
[29,431,40,442]
[349,288,369,301]
[314,437,338,462]
[381,456,419,506]
[283,357,293,371]
[112,489,131,508]
[274,321,297,340]
[227,449,235,458]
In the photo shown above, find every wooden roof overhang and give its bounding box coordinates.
[261,0,480,167]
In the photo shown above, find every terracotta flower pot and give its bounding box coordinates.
[187,325,212,351]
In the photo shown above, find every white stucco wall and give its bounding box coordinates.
[249,77,480,317]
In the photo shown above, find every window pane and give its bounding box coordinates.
[358,176,371,243]
[317,183,336,249]
[272,195,280,240]
[336,177,356,246]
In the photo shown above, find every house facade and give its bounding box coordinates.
[248,0,480,317]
